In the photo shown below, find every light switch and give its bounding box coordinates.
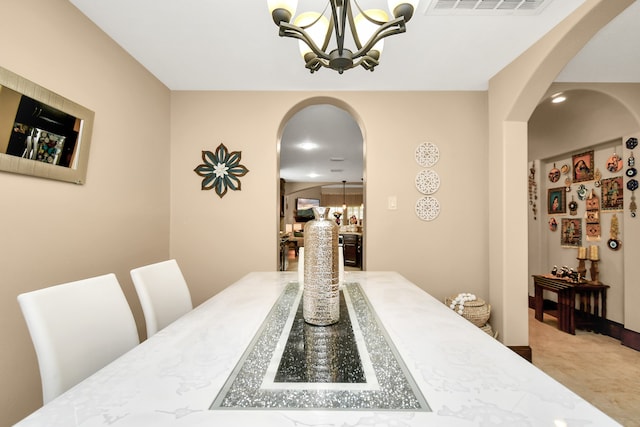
[388,196,397,210]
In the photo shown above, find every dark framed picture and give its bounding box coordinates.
[572,150,594,182]
[547,187,566,214]
[561,218,582,247]
[601,176,624,211]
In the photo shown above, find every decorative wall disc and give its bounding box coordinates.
[415,142,440,167]
[415,196,440,221]
[626,137,638,150]
[415,169,440,194]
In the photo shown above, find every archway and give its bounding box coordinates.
[275,98,366,271]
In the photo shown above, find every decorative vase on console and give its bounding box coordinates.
[303,206,340,326]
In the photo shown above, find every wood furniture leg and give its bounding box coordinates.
[534,284,544,322]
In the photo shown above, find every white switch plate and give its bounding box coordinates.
[388,196,397,210]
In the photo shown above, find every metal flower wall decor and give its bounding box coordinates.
[194,143,249,198]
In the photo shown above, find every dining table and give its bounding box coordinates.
[15,271,620,426]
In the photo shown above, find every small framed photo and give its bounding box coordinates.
[561,218,582,247]
[548,187,566,214]
[601,176,624,211]
[572,150,594,182]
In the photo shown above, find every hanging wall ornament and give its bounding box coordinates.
[415,142,439,167]
[593,168,602,188]
[629,152,635,167]
[606,153,623,173]
[569,196,578,216]
[577,184,588,200]
[607,214,622,250]
[564,177,572,192]
[528,162,538,220]
[585,189,601,241]
[626,137,638,150]
[561,164,570,175]
[548,163,560,183]
[628,178,638,217]
[548,217,557,231]
[193,143,250,198]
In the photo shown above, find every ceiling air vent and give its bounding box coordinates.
[424,0,553,15]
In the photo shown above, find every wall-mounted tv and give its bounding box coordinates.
[296,197,320,222]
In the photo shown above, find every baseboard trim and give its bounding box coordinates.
[508,345,532,363]
[621,328,640,351]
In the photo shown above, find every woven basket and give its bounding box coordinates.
[445,296,491,327]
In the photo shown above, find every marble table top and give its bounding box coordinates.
[15,271,620,426]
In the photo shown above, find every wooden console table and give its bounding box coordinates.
[532,275,609,335]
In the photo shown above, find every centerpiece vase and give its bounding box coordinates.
[303,206,340,326]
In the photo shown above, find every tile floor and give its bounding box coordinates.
[529,308,640,426]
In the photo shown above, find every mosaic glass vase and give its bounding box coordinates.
[303,206,340,326]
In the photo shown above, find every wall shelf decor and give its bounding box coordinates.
[194,143,249,198]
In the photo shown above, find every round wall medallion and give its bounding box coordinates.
[626,167,637,177]
[626,137,638,150]
[415,142,440,167]
[628,179,639,192]
[415,169,440,194]
[415,196,440,221]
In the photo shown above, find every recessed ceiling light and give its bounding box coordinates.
[330,157,345,161]
[307,172,320,178]
[298,142,318,150]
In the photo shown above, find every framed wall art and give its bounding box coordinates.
[601,176,624,211]
[547,187,566,214]
[561,218,582,247]
[572,150,594,182]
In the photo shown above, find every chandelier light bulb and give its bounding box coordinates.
[294,12,330,60]
[268,0,298,24]
[354,9,389,56]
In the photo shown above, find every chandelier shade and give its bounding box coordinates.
[268,0,418,74]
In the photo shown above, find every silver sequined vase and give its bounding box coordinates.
[303,206,340,326]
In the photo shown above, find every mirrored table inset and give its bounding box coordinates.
[211,282,431,411]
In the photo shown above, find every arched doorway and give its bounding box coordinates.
[276,99,365,271]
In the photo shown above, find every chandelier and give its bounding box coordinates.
[268,0,418,74]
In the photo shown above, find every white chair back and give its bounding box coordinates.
[130,259,193,337]
[17,273,139,404]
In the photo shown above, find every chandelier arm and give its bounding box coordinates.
[352,55,379,71]
[279,23,332,61]
[352,17,406,59]
[328,0,349,56]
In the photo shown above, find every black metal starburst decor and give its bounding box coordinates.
[194,143,249,198]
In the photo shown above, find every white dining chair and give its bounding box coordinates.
[17,273,139,404]
[130,259,193,337]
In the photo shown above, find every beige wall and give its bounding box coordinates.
[169,91,490,305]
[0,0,171,424]
[1,0,637,425]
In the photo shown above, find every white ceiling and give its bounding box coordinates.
[67,0,640,182]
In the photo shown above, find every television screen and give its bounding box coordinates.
[296,198,320,221]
